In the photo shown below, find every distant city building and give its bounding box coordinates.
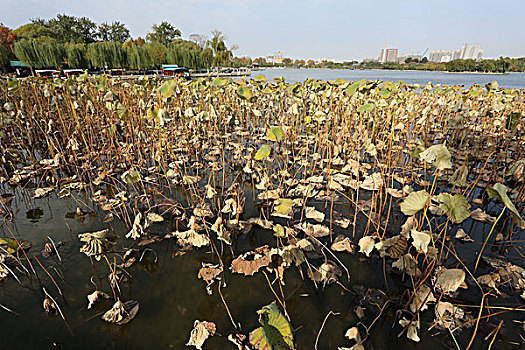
[431,44,483,62]
[267,51,285,64]
[461,44,483,59]
[379,48,398,63]
[429,50,453,63]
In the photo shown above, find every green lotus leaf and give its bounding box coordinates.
[267,126,284,142]
[249,302,294,350]
[400,190,430,216]
[0,237,31,255]
[121,169,142,186]
[7,79,20,92]
[346,81,361,96]
[409,140,426,159]
[419,144,452,170]
[437,193,471,224]
[211,78,228,87]
[275,199,294,216]
[487,183,525,228]
[485,80,499,92]
[157,81,173,97]
[236,85,253,100]
[357,103,375,113]
[378,89,391,99]
[254,144,272,161]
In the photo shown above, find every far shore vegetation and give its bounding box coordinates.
[1,14,525,73]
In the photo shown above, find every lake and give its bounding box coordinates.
[254,68,525,89]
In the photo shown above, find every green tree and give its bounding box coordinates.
[86,41,127,68]
[496,57,511,73]
[46,14,98,43]
[166,39,209,70]
[65,43,89,68]
[207,30,232,67]
[13,38,65,68]
[14,23,55,41]
[126,43,152,70]
[146,22,181,45]
[144,42,166,67]
[98,21,130,43]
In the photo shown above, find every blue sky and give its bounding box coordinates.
[2,0,524,60]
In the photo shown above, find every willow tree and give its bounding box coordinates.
[207,30,232,67]
[65,43,89,69]
[126,44,152,70]
[37,40,66,67]
[166,40,213,70]
[86,41,127,68]
[143,42,166,68]
[14,38,65,68]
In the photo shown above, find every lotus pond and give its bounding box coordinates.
[0,75,524,350]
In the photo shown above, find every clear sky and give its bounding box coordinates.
[2,0,524,61]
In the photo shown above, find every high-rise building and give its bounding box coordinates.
[462,44,483,59]
[453,44,483,60]
[453,49,462,60]
[430,44,483,61]
[379,48,398,63]
[429,50,453,63]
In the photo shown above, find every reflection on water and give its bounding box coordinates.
[26,208,44,222]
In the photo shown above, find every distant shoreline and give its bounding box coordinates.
[442,71,509,75]
[260,67,512,75]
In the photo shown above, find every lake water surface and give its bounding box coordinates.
[255,68,525,89]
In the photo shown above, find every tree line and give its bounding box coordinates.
[358,57,525,73]
[0,15,236,70]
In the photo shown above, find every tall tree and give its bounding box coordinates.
[207,30,232,67]
[47,14,98,43]
[14,23,55,41]
[143,42,166,67]
[98,21,130,43]
[189,34,207,49]
[146,22,181,45]
[126,44,151,70]
[124,37,145,49]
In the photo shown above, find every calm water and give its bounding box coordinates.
[254,68,525,89]
[1,184,523,349]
